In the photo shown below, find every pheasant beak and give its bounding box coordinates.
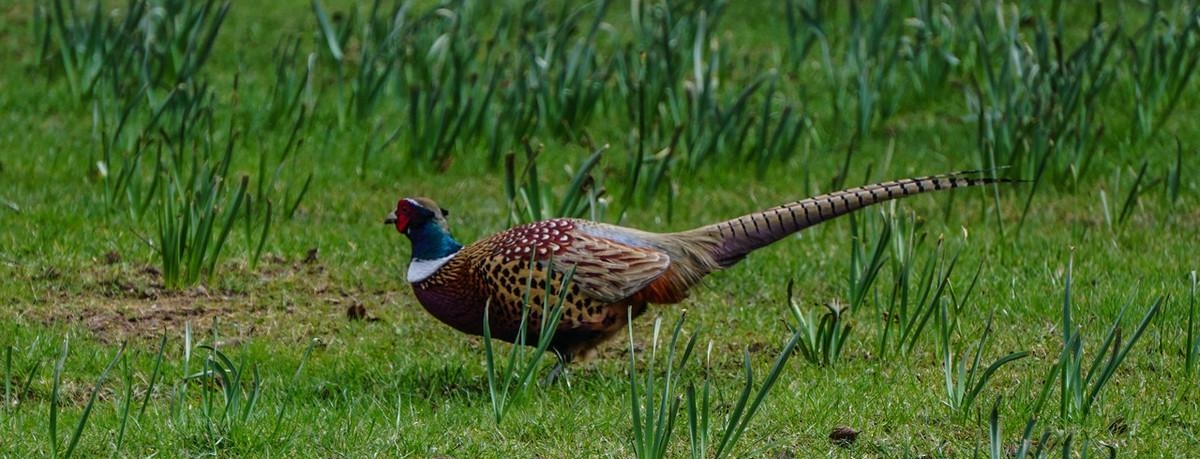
[384,211,398,225]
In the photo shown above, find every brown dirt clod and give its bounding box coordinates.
[829,425,859,448]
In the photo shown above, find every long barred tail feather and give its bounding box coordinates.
[690,171,1015,268]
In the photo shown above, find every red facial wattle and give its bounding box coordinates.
[385,200,415,233]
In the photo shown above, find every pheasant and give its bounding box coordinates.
[386,172,1006,367]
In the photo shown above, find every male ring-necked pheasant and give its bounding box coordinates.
[386,172,1006,366]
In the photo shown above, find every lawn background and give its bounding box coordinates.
[1,0,1199,457]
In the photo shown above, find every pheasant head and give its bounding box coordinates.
[385,197,463,282]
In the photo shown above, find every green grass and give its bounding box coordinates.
[2,0,1199,456]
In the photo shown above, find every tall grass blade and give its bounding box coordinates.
[311,0,344,61]
[63,343,125,459]
[113,349,133,453]
[1167,138,1183,205]
[988,396,1002,459]
[556,145,607,218]
[139,333,168,421]
[271,338,318,441]
[3,345,11,414]
[49,337,68,459]
[1117,160,1149,226]
[204,175,249,283]
[1187,271,1198,376]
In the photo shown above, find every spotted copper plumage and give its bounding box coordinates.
[494,220,576,260]
[387,172,1013,368]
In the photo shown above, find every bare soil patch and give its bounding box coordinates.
[34,290,236,345]
[22,254,396,345]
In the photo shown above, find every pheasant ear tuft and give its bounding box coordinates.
[441,208,450,217]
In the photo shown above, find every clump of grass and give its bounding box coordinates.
[971,2,1117,230]
[786,281,852,368]
[88,73,309,287]
[915,233,1030,417]
[261,34,316,131]
[747,75,809,178]
[786,1,972,138]
[899,1,965,99]
[618,0,732,168]
[38,0,311,288]
[311,0,508,164]
[836,1,903,138]
[173,326,312,453]
[36,0,137,98]
[847,211,890,311]
[151,87,249,288]
[2,342,43,416]
[504,142,608,224]
[312,0,434,126]
[36,0,230,99]
[941,306,1028,415]
[613,0,808,211]
[876,210,964,359]
[397,8,496,167]
[515,0,615,141]
[1051,253,1163,422]
[245,100,313,269]
[628,288,805,459]
[155,168,247,289]
[10,323,318,457]
[610,4,685,213]
[1126,2,1200,140]
[687,320,804,458]
[48,339,125,459]
[482,258,574,423]
[782,0,822,66]
[628,314,695,459]
[984,396,1117,459]
[185,344,263,445]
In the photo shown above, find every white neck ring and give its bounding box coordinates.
[407,252,457,283]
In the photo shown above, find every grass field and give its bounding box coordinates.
[2,0,1199,457]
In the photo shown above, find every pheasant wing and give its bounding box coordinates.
[553,233,670,303]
